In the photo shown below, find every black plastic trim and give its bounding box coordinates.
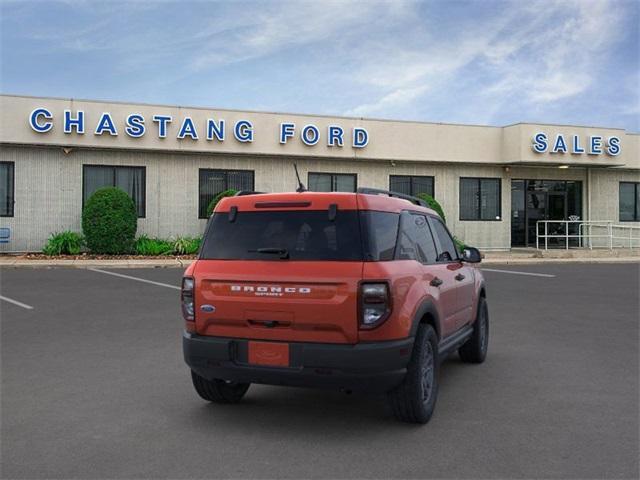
[437,325,473,361]
[409,299,441,339]
[183,332,414,393]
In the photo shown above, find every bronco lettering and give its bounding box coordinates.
[230,285,311,294]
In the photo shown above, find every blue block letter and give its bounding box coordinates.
[301,124,320,146]
[178,117,198,139]
[30,108,53,133]
[125,114,145,138]
[607,136,620,156]
[551,134,567,153]
[280,123,295,144]
[153,115,172,138]
[234,120,253,142]
[64,110,85,134]
[95,112,118,136]
[572,135,584,154]
[353,127,369,148]
[589,136,603,154]
[327,125,344,147]
[207,119,225,141]
[531,132,547,153]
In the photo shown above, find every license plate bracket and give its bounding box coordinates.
[248,341,290,367]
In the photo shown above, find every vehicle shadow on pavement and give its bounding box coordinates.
[181,356,473,433]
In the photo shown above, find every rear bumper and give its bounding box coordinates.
[183,331,413,393]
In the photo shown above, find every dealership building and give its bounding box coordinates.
[0,94,638,252]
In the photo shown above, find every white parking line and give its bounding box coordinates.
[0,295,34,310]
[482,268,556,278]
[89,268,181,290]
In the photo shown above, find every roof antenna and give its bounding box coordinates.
[293,163,307,192]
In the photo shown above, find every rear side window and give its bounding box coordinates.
[396,212,438,263]
[428,217,458,262]
[360,211,399,261]
[200,211,363,261]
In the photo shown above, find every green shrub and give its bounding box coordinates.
[416,193,446,223]
[173,236,201,255]
[134,235,174,256]
[82,187,137,254]
[206,189,238,217]
[42,231,84,255]
[415,193,467,250]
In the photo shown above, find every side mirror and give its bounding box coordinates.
[461,246,482,263]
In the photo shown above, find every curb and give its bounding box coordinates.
[481,258,640,265]
[1,258,639,268]
[0,259,195,269]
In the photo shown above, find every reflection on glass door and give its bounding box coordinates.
[510,180,582,247]
[511,180,525,246]
[545,193,567,248]
[527,191,546,247]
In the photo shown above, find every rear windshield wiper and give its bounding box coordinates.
[248,247,290,259]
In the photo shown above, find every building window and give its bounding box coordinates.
[308,172,357,192]
[0,162,14,217]
[389,175,434,197]
[199,169,254,218]
[619,182,640,221]
[460,177,501,221]
[83,165,146,217]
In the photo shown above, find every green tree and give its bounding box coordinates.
[416,193,465,250]
[82,187,137,254]
[206,189,238,217]
[416,193,446,223]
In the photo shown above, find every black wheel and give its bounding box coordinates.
[459,296,489,364]
[387,324,439,424]
[191,370,250,404]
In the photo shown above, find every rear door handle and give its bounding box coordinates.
[455,273,466,281]
[430,277,443,287]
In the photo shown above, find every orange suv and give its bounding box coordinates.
[182,188,488,423]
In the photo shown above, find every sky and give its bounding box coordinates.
[1,0,639,132]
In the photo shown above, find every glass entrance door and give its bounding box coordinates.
[545,193,568,248]
[510,180,582,247]
[527,191,546,247]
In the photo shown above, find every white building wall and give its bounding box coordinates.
[3,144,635,252]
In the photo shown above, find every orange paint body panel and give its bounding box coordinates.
[215,191,433,215]
[193,260,362,344]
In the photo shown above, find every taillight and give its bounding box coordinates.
[181,276,195,321]
[359,282,391,329]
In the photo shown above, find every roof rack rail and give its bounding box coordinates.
[356,187,428,207]
[234,190,267,196]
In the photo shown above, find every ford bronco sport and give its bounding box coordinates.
[182,188,488,423]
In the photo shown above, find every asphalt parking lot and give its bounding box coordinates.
[1,263,638,479]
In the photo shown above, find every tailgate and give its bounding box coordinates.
[194,260,363,344]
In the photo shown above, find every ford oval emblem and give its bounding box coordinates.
[200,304,215,313]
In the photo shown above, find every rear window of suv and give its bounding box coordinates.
[200,210,399,261]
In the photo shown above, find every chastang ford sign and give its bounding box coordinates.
[28,107,369,148]
[531,132,620,156]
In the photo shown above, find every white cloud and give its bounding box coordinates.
[344,0,628,119]
[344,85,428,116]
[189,0,413,71]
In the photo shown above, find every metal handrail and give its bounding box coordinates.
[536,220,640,250]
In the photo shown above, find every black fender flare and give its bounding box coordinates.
[409,299,441,340]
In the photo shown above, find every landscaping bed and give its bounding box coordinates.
[10,253,197,260]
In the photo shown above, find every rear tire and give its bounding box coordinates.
[459,296,489,364]
[387,324,439,424]
[191,371,250,404]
